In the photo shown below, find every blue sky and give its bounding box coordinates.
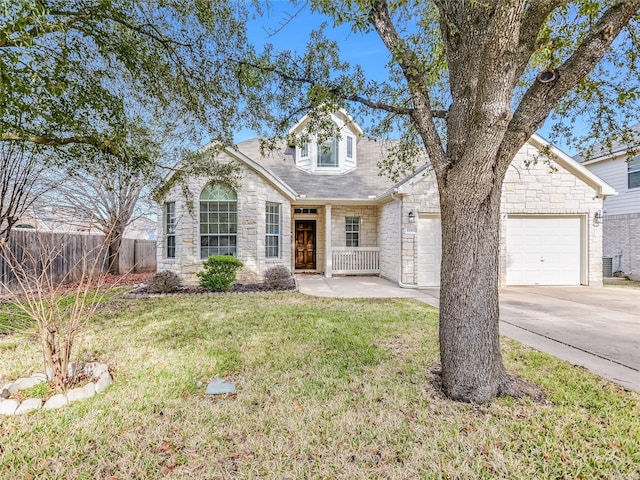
[237,3,576,154]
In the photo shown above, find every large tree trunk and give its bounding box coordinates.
[438,165,508,403]
[105,231,124,275]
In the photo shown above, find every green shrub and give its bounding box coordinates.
[197,255,243,292]
[264,265,294,290]
[147,270,182,294]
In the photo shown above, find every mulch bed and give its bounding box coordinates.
[125,279,297,298]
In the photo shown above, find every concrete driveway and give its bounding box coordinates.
[296,275,640,392]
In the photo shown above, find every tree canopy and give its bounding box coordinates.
[0,0,250,169]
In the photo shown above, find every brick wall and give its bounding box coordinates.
[603,213,640,278]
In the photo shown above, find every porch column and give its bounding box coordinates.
[325,204,332,278]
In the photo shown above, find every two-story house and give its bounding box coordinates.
[580,124,640,279]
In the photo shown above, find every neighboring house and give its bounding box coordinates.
[157,110,614,287]
[579,124,640,279]
[16,206,158,240]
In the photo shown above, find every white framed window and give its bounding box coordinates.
[346,216,360,247]
[300,142,309,158]
[347,136,353,159]
[165,202,176,259]
[200,184,237,259]
[628,154,640,189]
[318,137,338,168]
[265,202,281,258]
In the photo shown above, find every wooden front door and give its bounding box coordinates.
[295,220,316,269]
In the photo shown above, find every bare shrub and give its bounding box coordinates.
[263,265,294,290]
[147,270,181,293]
[0,231,114,390]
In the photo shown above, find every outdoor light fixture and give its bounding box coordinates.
[408,210,415,223]
[594,209,603,226]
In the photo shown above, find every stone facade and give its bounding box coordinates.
[157,153,292,282]
[396,143,604,287]
[603,213,640,279]
[378,199,401,282]
[159,136,608,287]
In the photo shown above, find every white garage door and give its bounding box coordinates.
[417,216,442,287]
[506,216,582,286]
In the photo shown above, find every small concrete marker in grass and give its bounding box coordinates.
[206,378,236,395]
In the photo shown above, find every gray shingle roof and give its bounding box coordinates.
[235,137,420,200]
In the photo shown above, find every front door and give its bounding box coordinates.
[295,220,316,269]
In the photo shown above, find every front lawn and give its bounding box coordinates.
[1,293,638,479]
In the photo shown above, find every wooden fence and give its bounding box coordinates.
[0,230,157,290]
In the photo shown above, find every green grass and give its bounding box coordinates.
[604,277,640,289]
[1,293,638,479]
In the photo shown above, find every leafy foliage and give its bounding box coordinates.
[147,270,182,294]
[197,255,244,292]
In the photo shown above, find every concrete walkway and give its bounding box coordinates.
[295,275,640,392]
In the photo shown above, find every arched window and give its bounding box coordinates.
[199,184,237,259]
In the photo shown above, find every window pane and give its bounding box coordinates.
[347,136,353,159]
[265,202,281,258]
[318,138,338,167]
[345,216,360,247]
[167,235,176,258]
[200,185,238,259]
[629,155,640,189]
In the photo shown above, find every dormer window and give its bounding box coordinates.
[289,110,362,174]
[318,137,338,168]
[300,142,309,159]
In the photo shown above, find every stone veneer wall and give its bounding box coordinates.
[330,205,378,247]
[157,155,292,282]
[378,199,401,282]
[399,143,604,287]
[500,143,603,287]
[603,213,640,278]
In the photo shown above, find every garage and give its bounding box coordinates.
[506,216,582,286]
[417,215,441,287]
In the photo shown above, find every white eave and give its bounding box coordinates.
[287,108,365,137]
[528,134,617,198]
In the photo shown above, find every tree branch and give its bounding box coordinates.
[515,1,570,79]
[510,0,640,138]
[367,0,447,169]
[1,132,108,149]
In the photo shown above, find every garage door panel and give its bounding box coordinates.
[506,216,581,286]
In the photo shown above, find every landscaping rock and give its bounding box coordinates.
[43,394,68,410]
[88,362,108,378]
[15,376,44,390]
[31,373,47,382]
[15,398,42,414]
[2,383,19,396]
[0,398,20,415]
[67,382,96,403]
[95,372,112,393]
[206,378,236,395]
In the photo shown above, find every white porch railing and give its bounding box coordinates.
[331,247,380,275]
